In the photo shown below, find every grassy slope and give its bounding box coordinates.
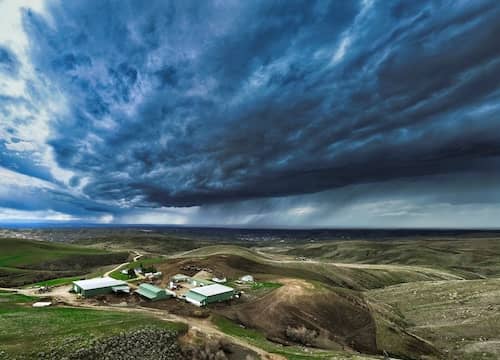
[282,238,500,278]
[0,291,186,358]
[0,238,128,287]
[0,238,106,267]
[367,278,500,360]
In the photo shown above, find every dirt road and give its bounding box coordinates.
[104,250,143,277]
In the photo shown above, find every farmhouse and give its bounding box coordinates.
[72,277,128,297]
[136,283,172,301]
[185,283,234,307]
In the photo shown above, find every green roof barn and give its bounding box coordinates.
[185,284,234,307]
[73,277,128,297]
[136,283,171,301]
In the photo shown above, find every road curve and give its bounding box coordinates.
[104,251,143,278]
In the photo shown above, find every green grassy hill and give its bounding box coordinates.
[0,238,128,287]
[281,238,500,278]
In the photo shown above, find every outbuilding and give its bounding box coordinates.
[185,284,234,307]
[239,275,254,283]
[136,283,171,301]
[72,277,128,297]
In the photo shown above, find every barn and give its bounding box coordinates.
[72,277,128,297]
[136,283,171,301]
[185,284,234,307]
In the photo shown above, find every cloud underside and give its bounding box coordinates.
[1,0,500,226]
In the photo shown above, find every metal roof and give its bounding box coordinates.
[136,288,157,299]
[73,277,127,290]
[138,283,164,294]
[190,284,234,297]
[112,285,130,293]
[185,291,206,305]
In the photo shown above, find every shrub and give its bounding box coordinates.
[285,325,318,346]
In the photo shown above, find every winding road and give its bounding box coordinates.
[104,250,143,277]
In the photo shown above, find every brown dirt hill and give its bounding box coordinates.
[219,279,378,354]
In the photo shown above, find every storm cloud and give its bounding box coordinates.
[1,0,500,226]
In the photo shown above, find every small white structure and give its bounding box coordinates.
[121,269,129,275]
[212,277,227,283]
[239,275,254,283]
[32,301,52,308]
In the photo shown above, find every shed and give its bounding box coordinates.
[72,277,128,297]
[172,274,190,282]
[136,283,171,301]
[112,285,130,294]
[239,275,254,283]
[190,278,213,287]
[185,284,234,307]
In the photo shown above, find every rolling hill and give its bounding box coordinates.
[0,238,128,287]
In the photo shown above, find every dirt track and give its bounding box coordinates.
[103,251,143,278]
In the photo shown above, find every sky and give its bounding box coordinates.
[0,0,499,228]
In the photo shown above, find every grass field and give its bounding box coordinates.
[250,281,282,290]
[0,290,186,358]
[26,275,84,288]
[0,238,128,287]
[0,238,107,268]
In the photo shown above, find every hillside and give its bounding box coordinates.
[367,278,500,360]
[280,238,500,278]
[0,238,128,287]
[169,245,464,290]
[157,247,448,359]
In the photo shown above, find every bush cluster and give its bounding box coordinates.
[36,328,181,360]
[285,325,318,346]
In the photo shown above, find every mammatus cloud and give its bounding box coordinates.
[0,0,499,226]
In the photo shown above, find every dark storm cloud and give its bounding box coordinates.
[19,0,500,209]
[0,45,20,75]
